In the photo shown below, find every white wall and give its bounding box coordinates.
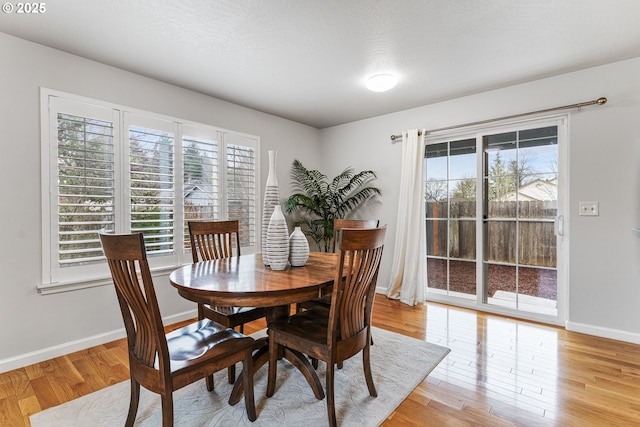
[319,58,640,343]
[0,33,320,371]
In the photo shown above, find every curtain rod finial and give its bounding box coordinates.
[597,97,607,105]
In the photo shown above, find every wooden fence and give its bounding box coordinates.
[427,200,557,267]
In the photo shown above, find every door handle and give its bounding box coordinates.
[554,215,564,236]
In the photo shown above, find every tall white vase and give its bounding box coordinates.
[262,150,279,265]
[266,205,289,270]
[289,226,309,267]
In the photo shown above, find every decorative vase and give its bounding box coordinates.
[262,150,280,265]
[289,227,309,267]
[266,205,289,270]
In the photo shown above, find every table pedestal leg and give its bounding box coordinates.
[228,305,325,405]
[282,347,324,399]
[229,338,325,404]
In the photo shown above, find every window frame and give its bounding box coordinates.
[40,88,260,294]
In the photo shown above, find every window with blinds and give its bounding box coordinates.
[182,134,220,249]
[57,113,114,267]
[129,126,175,255]
[42,91,260,289]
[227,142,257,248]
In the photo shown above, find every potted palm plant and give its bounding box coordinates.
[284,159,381,252]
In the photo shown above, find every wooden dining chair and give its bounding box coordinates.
[188,220,266,385]
[297,218,379,312]
[332,218,380,252]
[99,232,256,426]
[266,226,386,427]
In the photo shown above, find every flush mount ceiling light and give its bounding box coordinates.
[365,73,398,92]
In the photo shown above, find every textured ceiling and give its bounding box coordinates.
[1,0,639,128]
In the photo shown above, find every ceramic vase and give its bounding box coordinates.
[289,227,309,267]
[266,205,289,270]
[261,150,279,265]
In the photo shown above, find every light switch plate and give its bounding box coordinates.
[579,201,599,216]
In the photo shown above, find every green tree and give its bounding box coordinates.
[285,159,381,252]
[183,142,205,184]
[452,177,475,200]
[489,151,535,200]
[488,152,514,200]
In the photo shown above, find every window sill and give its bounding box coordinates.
[37,265,180,295]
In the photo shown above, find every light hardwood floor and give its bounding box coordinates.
[2,295,640,426]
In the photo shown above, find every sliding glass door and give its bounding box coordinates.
[425,118,566,323]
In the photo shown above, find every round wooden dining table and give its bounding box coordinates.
[169,252,337,311]
[169,251,338,404]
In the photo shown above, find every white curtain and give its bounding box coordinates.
[386,129,427,306]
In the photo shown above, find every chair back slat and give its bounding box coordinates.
[100,233,168,370]
[329,226,386,342]
[188,220,240,262]
[332,219,379,253]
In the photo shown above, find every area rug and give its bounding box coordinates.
[30,327,449,427]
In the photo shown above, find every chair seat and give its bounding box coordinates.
[297,294,332,311]
[165,320,255,371]
[270,307,330,340]
[268,307,338,360]
[201,305,266,328]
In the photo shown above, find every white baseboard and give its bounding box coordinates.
[375,286,388,295]
[0,309,197,374]
[565,320,640,345]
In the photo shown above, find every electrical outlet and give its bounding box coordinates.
[579,201,599,216]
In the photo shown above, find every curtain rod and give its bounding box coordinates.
[389,96,607,141]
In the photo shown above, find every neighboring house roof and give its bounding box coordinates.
[184,184,215,205]
[502,178,557,202]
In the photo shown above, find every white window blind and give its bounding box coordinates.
[182,132,220,249]
[129,125,175,256]
[226,139,257,249]
[57,113,115,266]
